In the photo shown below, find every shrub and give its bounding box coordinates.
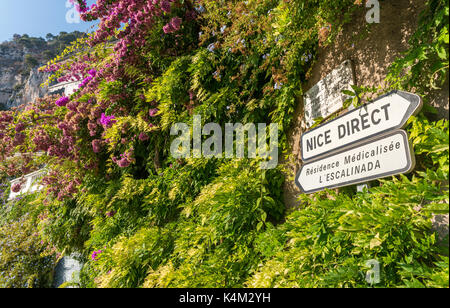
[0,214,56,288]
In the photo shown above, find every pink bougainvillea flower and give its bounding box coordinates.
[87,69,97,77]
[163,23,174,34]
[170,17,182,31]
[15,122,26,132]
[106,210,116,218]
[160,0,171,13]
[79,75,93,89]
[139,133,149,141]
[100,113,116,128]
[112,149,134,168]
[117,157,131,168]
[163,17,182,34]
[11,183,22,193]
[55,96,70,107]
[92,139,102,153]
[13,133,26,146]
[91,249,103,261]
[149,108,159,117]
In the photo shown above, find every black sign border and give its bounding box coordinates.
[295,129,415,194]
[300,90,422,162]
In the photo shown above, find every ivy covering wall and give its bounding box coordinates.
[0,0,448,288]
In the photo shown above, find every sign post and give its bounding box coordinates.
[296,130,415,194]
[296,90,422,194]
[300,90,422,162]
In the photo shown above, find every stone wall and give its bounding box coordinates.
[52,255,83,288]
[283,0,449,209]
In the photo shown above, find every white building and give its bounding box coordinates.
[8,169,46,201]
[48,80,81,96]
[7,79,81,200]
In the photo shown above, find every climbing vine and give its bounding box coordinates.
[0,0,448,288]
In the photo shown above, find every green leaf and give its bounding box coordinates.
[370,236,383,249]
[256,222,264,232]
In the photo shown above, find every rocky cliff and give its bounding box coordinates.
[0,32,86,110]
[0,66,50,110]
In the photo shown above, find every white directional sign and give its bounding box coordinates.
[301,90,422,162]
[296,130,415,194]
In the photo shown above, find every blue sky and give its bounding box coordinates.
[0,0,98,42]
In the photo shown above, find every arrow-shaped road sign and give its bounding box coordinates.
[301,90,422,162]
[296,130,415,194]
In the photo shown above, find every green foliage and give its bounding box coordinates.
[24,54,39,70]
[40,197,93,255]
[408,116,449,175]
[12,34,47,50]
[387,0,449,93]
[0,181,9,207]
[0,213,56,288]
[91,226,175,288]
[248,173,448,288]
[76,160,284,288]
[140,161,284,288]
